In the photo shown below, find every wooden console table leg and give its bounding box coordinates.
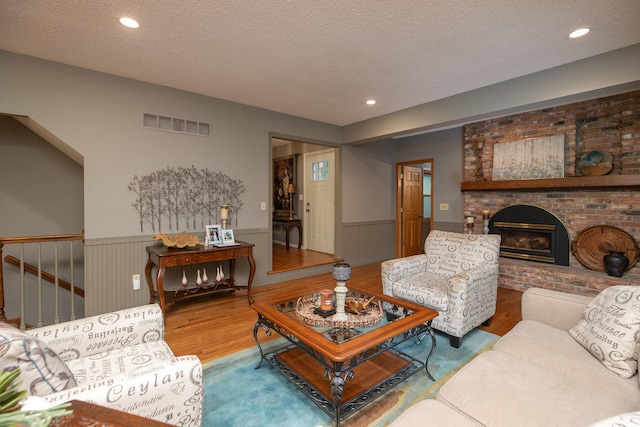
[155,266,166,313]
[285,225,291,250]
[246,252,256,305]
[144,255,155,305]
[229,258,236,287]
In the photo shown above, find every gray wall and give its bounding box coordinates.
[0,50,342,314]
[341,139,396,223]
[396,127,465,231]
[0,51,342,238]
[0,116,85,321]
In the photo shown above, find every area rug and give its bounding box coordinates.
[202,329,498,427]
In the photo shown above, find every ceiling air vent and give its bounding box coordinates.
[143,113,211,137]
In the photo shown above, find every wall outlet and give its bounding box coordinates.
[132,274,141,291]
[440,203,449,211]
[260,202,266,211]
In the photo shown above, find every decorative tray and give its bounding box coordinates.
[295,296,383,328]
[571,225,639,272]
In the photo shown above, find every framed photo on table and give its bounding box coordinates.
[205,224,222,246]
[221,229,236,246]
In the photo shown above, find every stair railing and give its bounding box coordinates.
[0,232,84,329]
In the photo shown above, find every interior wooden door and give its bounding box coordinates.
[400,165,423,256]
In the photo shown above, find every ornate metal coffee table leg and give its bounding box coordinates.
[327,364,354,427]
[413,321,436,380]
[419,322,436,381]
[252,316,271,369]
[330,373,344,427]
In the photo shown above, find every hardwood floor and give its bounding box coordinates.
[164,258,522,363]
[270,243,341,273]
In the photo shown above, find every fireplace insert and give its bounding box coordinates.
[489,205,569,266]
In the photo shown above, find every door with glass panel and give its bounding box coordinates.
[304,149,335,254]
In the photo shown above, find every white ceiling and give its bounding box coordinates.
[1,1,639,126]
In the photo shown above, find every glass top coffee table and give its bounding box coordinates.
[249,285,438,426]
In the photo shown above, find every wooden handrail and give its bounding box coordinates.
[3,255,85,298]
[0,232,84,245]
[0,232,84,322]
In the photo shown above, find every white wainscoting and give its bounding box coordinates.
[83,222,462,315]
[84,229,270,316]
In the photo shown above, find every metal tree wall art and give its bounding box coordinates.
[128,166,245,232]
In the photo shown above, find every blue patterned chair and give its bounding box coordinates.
[382,230,501,348]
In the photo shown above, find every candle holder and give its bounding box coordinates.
[482,210,490,234]
[332,263,351,321]
[319,289,334,311]
[465,216,475,234]
[220,204,229,229]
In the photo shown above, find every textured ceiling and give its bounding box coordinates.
[1,1,639,126]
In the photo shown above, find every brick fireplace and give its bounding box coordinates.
[462,90,640,296]
[489,205,570,266]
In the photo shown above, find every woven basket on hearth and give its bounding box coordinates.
[571,225,639,273]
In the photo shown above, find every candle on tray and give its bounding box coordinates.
[319,289,334,311]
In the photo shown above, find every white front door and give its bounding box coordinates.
[303,149,335,254]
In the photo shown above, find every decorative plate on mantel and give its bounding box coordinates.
[578,150,613,176]
[571,225,639,272]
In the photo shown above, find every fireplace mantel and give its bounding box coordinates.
[461,174,640,192]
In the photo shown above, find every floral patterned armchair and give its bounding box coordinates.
[381,230,501,348]
[0,304,202,426]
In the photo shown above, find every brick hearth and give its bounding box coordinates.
[462,90,640,296]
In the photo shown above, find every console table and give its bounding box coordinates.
[145,241,256,313]
[273,218,302,249]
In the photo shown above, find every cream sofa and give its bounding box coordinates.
[390,287,640,427]
[0,304,202,426]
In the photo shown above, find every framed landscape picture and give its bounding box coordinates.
[492,135,565,180]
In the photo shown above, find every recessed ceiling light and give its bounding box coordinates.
[366,99,376,105]
[569,28,589,38]
[120,17,139,28]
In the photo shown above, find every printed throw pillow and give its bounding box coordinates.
[569,285,640,378]
[0,322,76,396]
